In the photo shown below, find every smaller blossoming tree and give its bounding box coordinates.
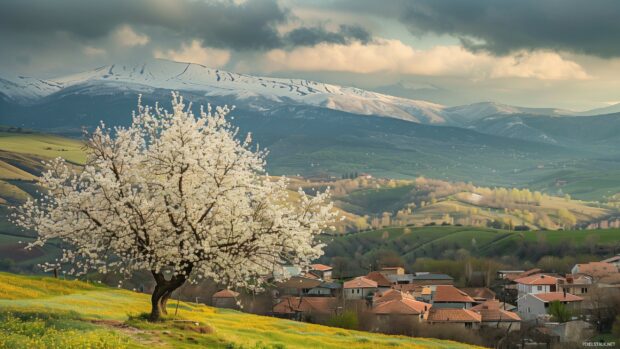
[13,93,335,321]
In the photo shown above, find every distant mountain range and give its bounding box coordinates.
[2,59,620,198]
[1,59,618,124]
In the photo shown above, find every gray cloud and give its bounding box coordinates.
[283,25,371,47]
[395,0,620,58]
[0,0,286,50]
[0,0,374,51]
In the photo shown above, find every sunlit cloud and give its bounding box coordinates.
[259,39,589,80]
[83,46,106,57]
[154,40,231,67]
[112,25,149,47]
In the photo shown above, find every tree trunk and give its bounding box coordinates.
[149,270,189,322]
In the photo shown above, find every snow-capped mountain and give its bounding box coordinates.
[0,59,446,124]
[2,59,619,184]
[443,102,573,123]
[3,59,618,152]
[0,76,63,103]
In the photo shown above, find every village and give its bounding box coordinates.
[210,255,620,347]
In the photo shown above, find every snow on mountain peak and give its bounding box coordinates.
[1,59,448,124]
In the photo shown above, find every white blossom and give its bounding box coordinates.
[13,92,334,294]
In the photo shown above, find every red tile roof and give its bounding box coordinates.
[311,264,333,271]
[433,285,475,303]
[344,276,378,289]
[277,276,322,289]
[373,289,404,304]
[273,297,337,314]
[366,271,393,287]
[426,308,481,323]
[532,292,583,303]
[471,299,516,312]
[460,287,496,301]
[393,284,423,293]
[373,297,431,315]
[302,271,320,279]
[476,308,521,322]
[507,268,542,281]
[514,274,562,285]
[601,255,620,263]
[212,289,239,298]
[573,262,619,278]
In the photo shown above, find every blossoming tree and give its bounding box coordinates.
[13,93,335,321]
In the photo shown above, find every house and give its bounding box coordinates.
[212,289,240,309]
[365,271,393,292]
[410,273,454,286]
[277,276,323,297]
[460,287,496,303]
[272,296,338,320]
[601,255,620,269]
[497,270,525,280]
[476,307,521,330]
[379,266,405,277]
[571,262,619,279]
[372,289,431,319]
[392,283,423,296]
[310,264,333,281]
[507,268,542,281]
[425,308,482,329]
[471,300,521,330]
[560,274,593,296]
[306,281,341,297]
[344,276,378,300]
[517,292,583,321]
[386,273,415,285]
[598,273,620,288]
[431,285,475,309]
[471,299,517,312]
[514,274,564,298]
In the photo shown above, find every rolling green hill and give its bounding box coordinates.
[321,226,620,272]
[0,272,478,349]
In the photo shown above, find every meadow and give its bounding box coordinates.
[0,272,479,349]
[322,225,620,268]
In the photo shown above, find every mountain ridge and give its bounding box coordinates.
[3,59,616,126]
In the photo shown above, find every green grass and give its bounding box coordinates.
[339,185,416,215]
[324,226,620,263]
[0,132,85,165]
[0,272,479,349]
[0,311,140,349]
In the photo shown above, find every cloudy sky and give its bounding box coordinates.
[1,0,620,110]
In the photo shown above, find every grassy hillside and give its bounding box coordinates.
[0,272,478,349]
[299,176,616,232]
[321,226,620,269]
[0,129,85,165]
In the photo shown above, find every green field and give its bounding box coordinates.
[322,226,620,265]
[0,272,478,349]
[0,131,85,165]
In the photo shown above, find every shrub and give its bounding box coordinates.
[326,311,359,330]
[549,300,572,323]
